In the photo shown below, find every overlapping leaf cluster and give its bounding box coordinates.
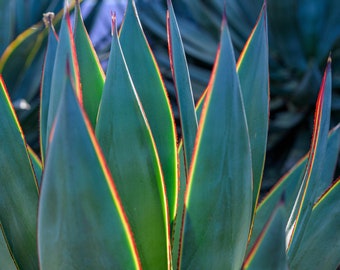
[0,0,339,269]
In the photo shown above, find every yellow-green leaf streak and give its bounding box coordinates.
[119,0,178,226]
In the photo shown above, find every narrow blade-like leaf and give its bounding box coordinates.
[46,8,81,150]
[237,3,269,214]
[74,1,104,128]
[96,15,170,269]
[178,16,252,270]
[167,0,197,175]
[290,178,340,269]
[243,200,288,270]
[248,124,340,255]
[38,67,140,270]
[119,0,178,225]
[0,76,39,270]
[40,14,58,162]
[287,57,332,259]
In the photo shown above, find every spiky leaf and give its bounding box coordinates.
[289,178,340,269]
[178,16,252,270]
[95,16,170,270]
[287,57,332,259]
[119,0,178,225]
[243,200,288,270]
[74,1,104,128]
[237,3,269,213]
[38,68,140,270]
[0,76,39,269]
[167,0,197,174]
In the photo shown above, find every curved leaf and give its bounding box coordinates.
[38,67,140,270]
[95,15,170,269]
[290,178,340,269]
[287,57,332,259]
[243,200,287,270]
[119,0,178,225]
[178,15,252,270]
[40,16,58,162]
[0,76,39,269]
[74,1,104,128]
[248,123,340,254]
[167,0,197,175]
[46,9,81,151]
[237,3,269,214]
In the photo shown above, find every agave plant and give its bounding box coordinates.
[0,0,339,269]
[136,0,340,190]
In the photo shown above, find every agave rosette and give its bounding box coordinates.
[0,0,339,269]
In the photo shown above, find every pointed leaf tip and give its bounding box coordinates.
[111,11,117,36]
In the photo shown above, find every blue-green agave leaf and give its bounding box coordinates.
[289,178,340,269]
[248,123,340,255]
[0,76,39,270]
[95,15,170,270]
[287,57,332,259]
[46,8,81,151]
[74,0,104,128]
[167,0,197,175]
[40,15,58,163]
[243,199,288,270]
[178,15,252,270]
[237,2,269,214]
[38,65,141,270]
[119,0,178,225]
[0,224,18,270]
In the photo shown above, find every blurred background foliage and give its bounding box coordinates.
[0,0,339,192]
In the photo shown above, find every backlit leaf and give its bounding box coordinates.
[0,76,39,270]
[237,3,269,214]
[178,15,252,270]
[74,1,104,128]
[167,0,197,175]
[119,0,178,225]
[38,66,140,270]
[96,15,170,270]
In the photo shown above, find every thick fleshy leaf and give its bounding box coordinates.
[248,124,340,254]
[74,1,104,128]
[0,76,39,269]
[119,0,178,225]
[0,225,17,270]
[95,16,170,269]
[237,3,269,214]
[38,69,140,270]
[289,178,340,269]
[287,57,332,259]
[46,9,81,151]
[40,15,58,162]
[28,145,42,186]
[167,0,197,174]
[243,200,288,270]
[178,16,252,270]
[171,144,186,266]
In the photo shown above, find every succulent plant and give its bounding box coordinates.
[136,0,340,191]
[0,0,339,269]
